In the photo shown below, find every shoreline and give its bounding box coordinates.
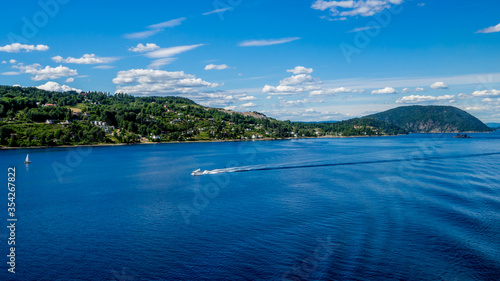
[0,131,493,150]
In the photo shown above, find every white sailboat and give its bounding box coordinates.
[24,154,31,164]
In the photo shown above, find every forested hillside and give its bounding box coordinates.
[0,86,405,147]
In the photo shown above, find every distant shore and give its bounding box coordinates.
[0,134,400,150]
[2,131,493,150]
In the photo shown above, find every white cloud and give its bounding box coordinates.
[348,26,380,33]
[36,81,82,93]
[124,30,161,39]
[430,81,448,89]
[476,23,500,34]
[129,43,160,53]
[279,98,325,107]
[52,54,117,64]
[396,94,455,104]
[1,72,20,76]
[148,18,186,29]
[1,61,6,64]
[145,44,205,58]
[9,59,17,64]
[113,69,220,95]
[14,63,78,81]
[148,58,177,69]
[0,43,49,53]
[471,89,500,98]
[402,87,425,93]
[238,96,257,101]
[203,7,232,15]
[241,102,257,108]
[287,66,313,74]
[238,37,301,47]
[65,78,74,83]
[124,18,186,39]
[263,67,362,97]
[309,87,362,96]
[371,87,397,94]
[263,85,305,95]
[93,65,115,69]
[312,0,404,19]
[280,74,314,86]
[205,64,231,70]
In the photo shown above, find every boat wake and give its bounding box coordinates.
[191,151,500,176]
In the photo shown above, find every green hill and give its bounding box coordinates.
[0,85,405,147]
[366,105,492,133]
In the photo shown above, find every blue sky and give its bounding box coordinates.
[1,0,500,122]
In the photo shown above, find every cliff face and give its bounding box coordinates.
[367,106,492,133]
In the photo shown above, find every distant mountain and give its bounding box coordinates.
[366,106,492,133]
[486,123,500,129]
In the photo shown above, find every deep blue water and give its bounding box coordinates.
[1,132,500,280]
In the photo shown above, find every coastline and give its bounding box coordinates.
[0,134,400,150]
[1,131,493,150]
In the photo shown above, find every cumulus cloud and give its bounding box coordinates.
[312,0,404,19]
[238,37,301,47]
[128,43,160,53]
[287,66,313,74]
[476,23,500,34]
[0,43,49,53]
[37,81,82,93]
[371,87,397,94]
[9,59,17,64]
[14,63,78,81]
[430,81,448,89]
[238,95,257,101]
[241,102,257,108]
[202,7,232,15]
[471,89,500,98]
[402,87,425,93]
[396,94,455,104]
[145,44,205,58]
[65,78,74,83]
[1,61,6,64]
[280,74,315,86]
[205,64,232,70]
[263,85,306,95]
[52,54,117,64]
[112,69,220,95]
[263,67,361,97]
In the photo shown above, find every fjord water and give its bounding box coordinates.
[1,133,500,280]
